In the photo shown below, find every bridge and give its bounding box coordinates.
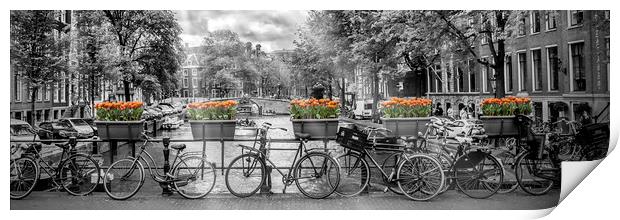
[162,97,291,115]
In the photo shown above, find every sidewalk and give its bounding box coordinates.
[11,190,559,210]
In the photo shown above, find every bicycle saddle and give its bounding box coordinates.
[170,143,186,150]
[295,133,312,140]
[54,143,70,149]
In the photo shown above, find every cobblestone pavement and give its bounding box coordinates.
[11,190,559,210]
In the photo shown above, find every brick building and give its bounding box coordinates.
[401,10,609,123]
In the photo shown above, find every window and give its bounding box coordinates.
[457,63,465,92]
[53,82,59,102]
[428,68,435,93]
[37,87,42,101]
[183,69,188,76]
[44,85,50,101]
[570,42,586,91]
[192,77,198,88]
[531,11,541,34]
[606,37,610,91]
[518,18,526,36]
[569,10,583,27]
[183,78,189,88]
[192,69,197,76]
[505,55,513,92]
[545,11,557,30]
[59,72,65,103]
[469,60,478,92]
[531,49,543,91]
[547,46,559,91]
[183,90,189,97]
[434,64,442,93]
[518,52,528,91]
[14,74,22,102]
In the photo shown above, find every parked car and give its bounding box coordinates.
[10,119,42,158]
[158,103,180,114]
[37,121,80,140]
[444,119,485,137]
[352,100,373,119]
[59,118,95,138]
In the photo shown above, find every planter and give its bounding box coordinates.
[189,120,236,140]
[291,118,339,139]
[479,116,519,136]
[381,117,431,137]
[95,120,145,140]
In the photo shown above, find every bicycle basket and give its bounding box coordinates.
[576,123,609,148]
[336,127,370,152]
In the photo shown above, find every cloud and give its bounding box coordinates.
[175,10,308,52]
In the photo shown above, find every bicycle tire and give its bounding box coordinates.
[294,152,340,199]
[454,152,504,199]
[173,156,217,199]
[10,157,39,200]
[334,152,369,197]
[515,153,555,196]
[493,149,519,194]
[380,152,405,195]
[59,154,101,196]
[225,154,265,198]
[397,154,445,201]
[431,152,453,194]
[103,158,145,200]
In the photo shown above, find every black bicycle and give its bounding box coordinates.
[225,122,341,199]
[10,137,101,200]
[334,126,445,201]
[103,132,217,200]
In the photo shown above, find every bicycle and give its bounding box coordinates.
[103,132,216,200]
[418,120,504,199]
[10,137,101,200]
[513,115,562,196]
[225,122,341,199]
[334,126,445,201]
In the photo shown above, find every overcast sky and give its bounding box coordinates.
[175,10,308,52]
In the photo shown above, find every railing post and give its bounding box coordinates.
[109,141,117,163]
[68,136,79,192]
[260,129,272,194]
[161,137,173,196]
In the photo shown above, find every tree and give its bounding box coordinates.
[102,10,183,102]
[433,10,524,98]
[11,10,69,125]
[74,11,119,115]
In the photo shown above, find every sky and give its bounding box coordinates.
[175,10,308,52]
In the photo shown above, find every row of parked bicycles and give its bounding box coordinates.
[11,115,608,201]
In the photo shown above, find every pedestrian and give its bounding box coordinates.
[434,103,444,116]
[447,107,453,119]
[460,107,467,120]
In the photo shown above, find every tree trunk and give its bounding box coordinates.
[123,79,131,102]
[372,71,380,122]
[30,86,38,126]
[340,77,346,110]
[493,39,506,98]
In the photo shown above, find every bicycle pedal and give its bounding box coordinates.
[383,187,389,193]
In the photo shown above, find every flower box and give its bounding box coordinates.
[479,116,519,136]
[291,118,339,139]
[381,117,431,137]
[189,120,237,140]
[95,120,145,140]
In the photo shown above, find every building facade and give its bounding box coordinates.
[403,10,609,123]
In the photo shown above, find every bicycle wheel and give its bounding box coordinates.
[225,154,265,198]
[380,152,405,195]
[10,157,39,200]
[397,154,445,201]
[515,153,556,195]
[431,152,453,194]
[59,154,100,196]
[104,158,144,200]
[294,152,340,199]
[493,149,519,194]
[173,156,217,199]
[454,152,504,199]
[334,152,369,197]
